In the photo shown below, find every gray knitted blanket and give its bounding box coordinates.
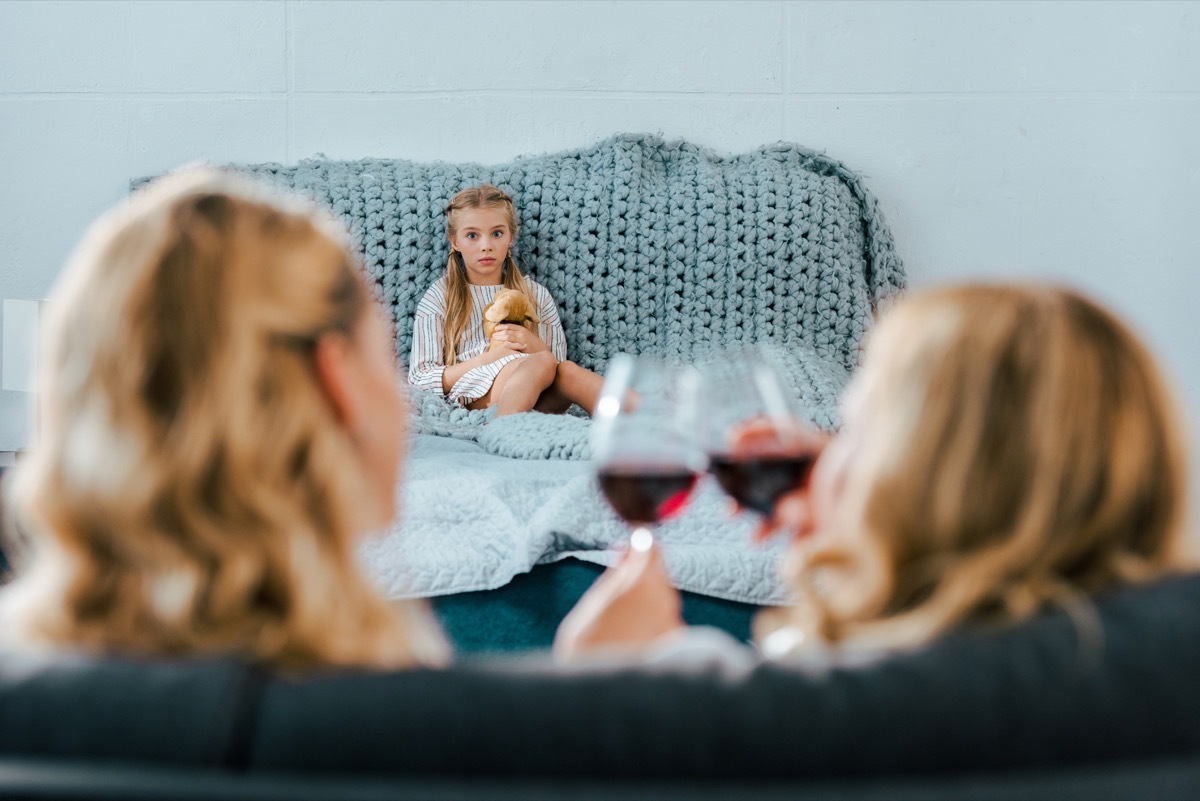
[155,133,904,373]
[411,340,851,461]
[134,134,905,604]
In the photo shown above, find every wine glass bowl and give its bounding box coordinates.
[696,347,819,518]
[591,355,705,536]
[595,464,699,528]
[707,449,816,517]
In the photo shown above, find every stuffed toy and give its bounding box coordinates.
[482,289,541,351]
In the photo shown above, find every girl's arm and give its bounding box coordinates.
[407,304,448,394]
[539,285,568,361]
[440,346,522,393]
[410,303,520,395]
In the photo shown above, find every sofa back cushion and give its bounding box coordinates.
[163,134,905,374]
[247,573,1200,779]
[5,575,1195,777]
[0,651,256,767]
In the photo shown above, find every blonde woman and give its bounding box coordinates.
[408,184,603,417]
[0,168,449,671]
[556,283,1195,664]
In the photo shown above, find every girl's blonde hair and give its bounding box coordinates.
[441,184,536,366]
[2,168,447,671]
[776,283,1193,653]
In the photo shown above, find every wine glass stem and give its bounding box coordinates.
[629,526,654,552]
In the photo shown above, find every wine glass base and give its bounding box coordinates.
[629,527,654,552]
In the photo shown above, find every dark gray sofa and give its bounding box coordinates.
[2,573,1199,800]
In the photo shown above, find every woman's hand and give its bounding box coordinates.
[490,323,549,354]
[754,486,818,543]
[553,541,685,660]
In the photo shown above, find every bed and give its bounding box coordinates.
[136,134,906,650]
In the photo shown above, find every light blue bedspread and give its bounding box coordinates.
[359,432,793,606]
[359,342,848,607]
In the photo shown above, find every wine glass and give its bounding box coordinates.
[591,354,706,549]
[695,346,819,518]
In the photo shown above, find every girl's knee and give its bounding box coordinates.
[510,351,556,389]
[529,351,559,382]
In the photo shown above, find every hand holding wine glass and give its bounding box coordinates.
[697,347,827,540]
[552,534,684,659]
[552,354,701,660]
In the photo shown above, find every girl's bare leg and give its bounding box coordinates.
[490,359,602,416]
[494,352,558,417]
[532,384,572,414]
[465,361,515,411]
[537,360,605,416]
[466,356,546,413]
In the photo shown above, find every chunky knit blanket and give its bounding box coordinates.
[410,340,851,461]
[134,134,905,604]
[172,133,904,374]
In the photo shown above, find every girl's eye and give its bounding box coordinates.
[492,231,504,238]
[465,232,477,240]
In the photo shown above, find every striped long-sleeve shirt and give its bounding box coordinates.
[407,277,568,405]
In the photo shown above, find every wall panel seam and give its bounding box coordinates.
[286,0,295,165]
[781,0,789,137]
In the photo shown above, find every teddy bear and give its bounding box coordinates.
[482,288,541,351]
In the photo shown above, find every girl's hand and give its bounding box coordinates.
[553,541,685,660]
[491,324,548,354]
[485,344,523,362]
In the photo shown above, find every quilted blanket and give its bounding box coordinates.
[135,134,905,605]
[369,342,852,604]
[407,341,850,460]
[362,433,795,605]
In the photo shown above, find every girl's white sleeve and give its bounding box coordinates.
[534,283,568,361]
[407,287,447,395]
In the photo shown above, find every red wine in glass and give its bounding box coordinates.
[592,355,705,544]
[707,452,815,517]
[597,462,700,527]
[695,345,820,520]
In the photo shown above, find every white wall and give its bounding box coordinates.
[2,0,1198,475]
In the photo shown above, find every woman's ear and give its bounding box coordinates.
[313,331,361,429]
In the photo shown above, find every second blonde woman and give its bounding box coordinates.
[556,283,1194,664]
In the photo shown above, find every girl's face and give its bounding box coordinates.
[448,207,513,285]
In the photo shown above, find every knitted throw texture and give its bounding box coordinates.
[140,133,906,375]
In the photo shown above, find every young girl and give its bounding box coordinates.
[408,184,603,417]
[555,283,1195,664]
[0,168,449,671]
